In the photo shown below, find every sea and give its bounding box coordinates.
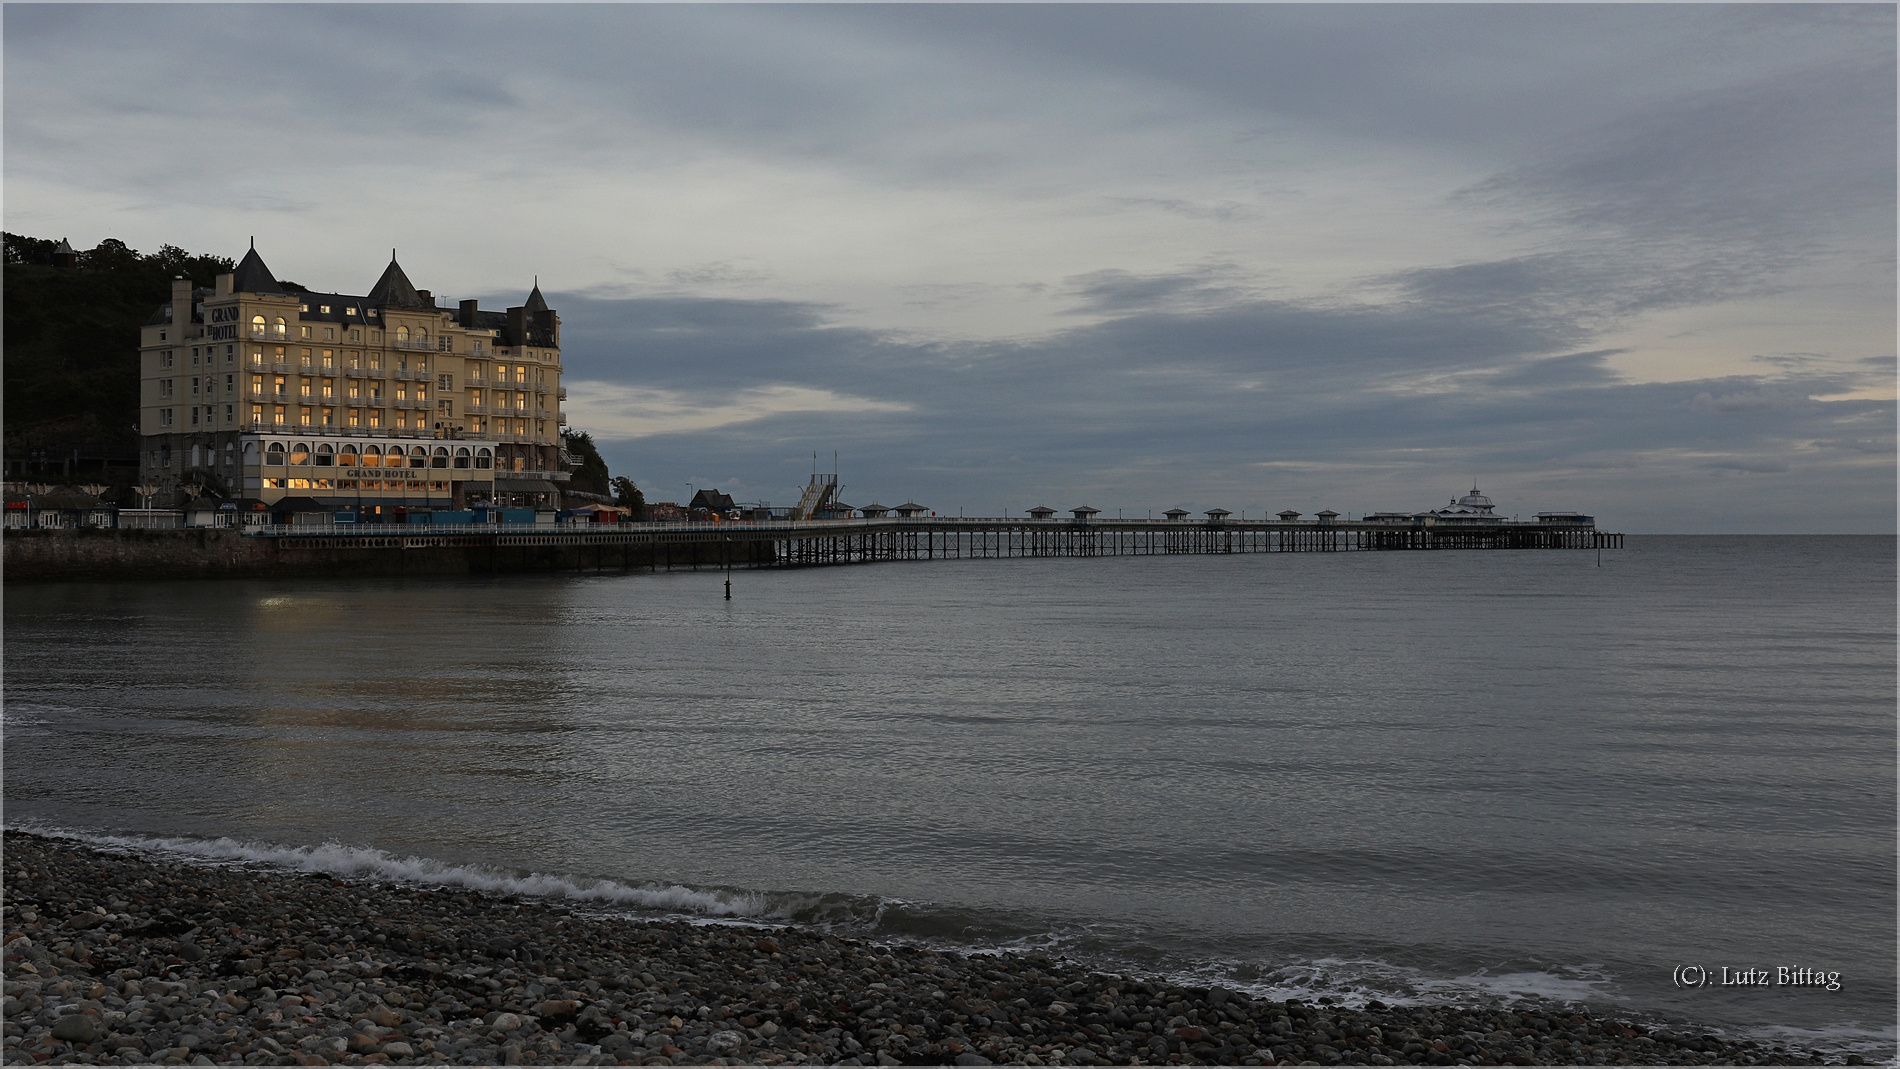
[5,535,1894,1060]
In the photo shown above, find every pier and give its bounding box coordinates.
[3,516,1622,581]
[251,515,1622,573]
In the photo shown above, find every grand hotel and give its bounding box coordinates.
[138,246,570,510]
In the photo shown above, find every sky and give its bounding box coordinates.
[6,4,1893,532]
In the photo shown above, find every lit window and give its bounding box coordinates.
[252,316,266,339]
[320,305,331,314]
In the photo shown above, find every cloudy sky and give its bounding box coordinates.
[7,4,1893,531]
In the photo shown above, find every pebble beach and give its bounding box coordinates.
[2,832,1853,1067]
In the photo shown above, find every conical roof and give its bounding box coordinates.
[232,246,281,293]
[523,282,549,312]
[368,255,427,309]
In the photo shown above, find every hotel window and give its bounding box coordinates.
[160,379,174,397]
[339,445,359,466]
[320,305,331,314]
[349,329,361,342]
[470,418,484,434]
[321,349,335,370]
[417,386,429,403]
[475,448,493,469]
[273,317,286,339]
[347,410,361,428]
[315,444,335,467]
[432,447,450,469]
[190,407,200,426]
[437,374,453,391]
[368,410,383,428]
[300,326,311,339]
[300,381,313,399]
[160,408,174,427]
[272,376,286,398]
[409,448,427,468]
[266,443,287,465]
[321,380,334,400]
[370,329,381,343]
[324,327,335,341]
[159,350,174,368]
[299,408,312,426]
[225,374,235,393]
[348,383,361,400]
[321,408,335,427]
[438,400,453,419]
[158,330,167,342]
[396,326,409,345]
[300,348,313,369]
[224,404,234,422]
[190,377,200,397]
[416,329,429,348]
[191,347,200,365]
[226,346,235,362]
[251,404,264,424]
[273,406,287,425]
[454,447,471,469]
[252,315,266,339]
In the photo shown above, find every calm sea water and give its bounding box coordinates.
[6,536,1894,1057]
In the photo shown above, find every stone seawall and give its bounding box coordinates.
[3,529,767,582]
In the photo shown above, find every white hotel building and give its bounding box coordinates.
[137,246,570,511]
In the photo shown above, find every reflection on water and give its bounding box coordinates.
[6,536,1894,1053]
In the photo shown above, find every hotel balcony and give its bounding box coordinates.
[394,369,417,380]
[557,386,568,400]
[464,404,488,416]
[466,376,489,388]
[557,411,568,425]
[344,367,368,378]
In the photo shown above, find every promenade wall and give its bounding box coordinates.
[2,528,754,582]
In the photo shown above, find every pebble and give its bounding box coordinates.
[0,831,1865,1066]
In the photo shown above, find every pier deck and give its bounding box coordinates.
[247,516,1623,573]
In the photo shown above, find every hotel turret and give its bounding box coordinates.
[137,246,569,511]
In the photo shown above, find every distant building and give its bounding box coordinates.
[893,502,929,518]
[1163,508,1190,521]
[689,488,737,513]
[137,245,568,511]
[51,239,76,269]
[1025,504,1057,520]
[859,503,891,518]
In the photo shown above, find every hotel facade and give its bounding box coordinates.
[138,246,570,511]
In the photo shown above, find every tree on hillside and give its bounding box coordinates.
[3,233,235,483]
[611,476,647,519]
[560,429,612,496]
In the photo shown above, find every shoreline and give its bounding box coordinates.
[1,832,1855,1067]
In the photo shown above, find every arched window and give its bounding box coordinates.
[396,326,410,345]
[454,447,471,469]
[416,329,429,350]
[315,444,335,467]
[243,440,259,464]
[338,445,359,467]
[273,317,286,339]
[290,442,312,466]
[475,447,493,470]
[432,446,450,469]
[250,315,266,339]
[265,442,287,466]
[361,445,383,468]
[409,446,427,468]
